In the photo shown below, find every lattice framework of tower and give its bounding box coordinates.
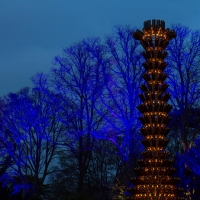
[127,20,184,200]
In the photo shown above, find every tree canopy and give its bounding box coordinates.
[0,24,200,199]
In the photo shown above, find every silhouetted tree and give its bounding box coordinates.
[51,38,109,198]
[165,24,200,199]
[166,24,200,153]
[87,26,144,177]
[0,83,63,199]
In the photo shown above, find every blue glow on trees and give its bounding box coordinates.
[0,24,200,199]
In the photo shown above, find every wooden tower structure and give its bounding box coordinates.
[127,20,183,199]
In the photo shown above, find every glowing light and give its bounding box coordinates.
[129,19,183,199]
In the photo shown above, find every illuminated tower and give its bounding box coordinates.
[127,20,183,199]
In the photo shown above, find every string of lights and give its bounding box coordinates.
[127,19,183,200]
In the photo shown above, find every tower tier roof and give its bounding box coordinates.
[139,92,171,103]
[141,150,170,159]
[137,159,173,167]
[134,167,176,176]
[137,103,172,114]
[142,61,168,71]
[140,115,171,125]
[140,127,170,137]
[141,138,169,148]
[130,175,179,185]
[127,186,183,195]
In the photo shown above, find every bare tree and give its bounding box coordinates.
[166,24,200,153]
[87,26,144,178]
[0,81,63,199]
[51,38,108,197]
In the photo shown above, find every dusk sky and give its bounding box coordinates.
[1,0,200,96]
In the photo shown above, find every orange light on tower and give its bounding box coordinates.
[127,19,184,200]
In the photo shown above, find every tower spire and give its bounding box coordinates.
[127,19,183,199]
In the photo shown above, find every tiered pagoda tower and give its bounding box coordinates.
[127,20,183,199]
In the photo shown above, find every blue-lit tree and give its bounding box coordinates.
[166,24,200,154]
[1,23,200,199]
[0,79,64,199]
[165,24,200,199]
[50,26,146,198]
[50,37,113,198]
[86,26,144,176]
